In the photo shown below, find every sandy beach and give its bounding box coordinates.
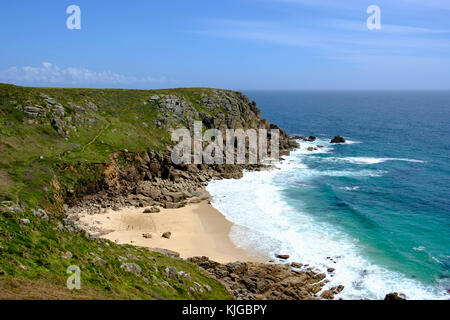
[79,194,263,264]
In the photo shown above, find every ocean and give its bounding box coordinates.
[206,91,450,300]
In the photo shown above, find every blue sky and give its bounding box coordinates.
[0,0,449,89]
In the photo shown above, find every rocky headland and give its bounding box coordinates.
[0,84,400,300]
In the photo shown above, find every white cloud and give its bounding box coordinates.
[0,62,172,88]
[191,18,450,51]
[271,0,450,11]
[327,19,450,35]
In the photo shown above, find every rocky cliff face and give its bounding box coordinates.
[60,89,298,211]
[150,89,297,152]
[151,90,261,131]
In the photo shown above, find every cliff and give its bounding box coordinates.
[0,83,300,299]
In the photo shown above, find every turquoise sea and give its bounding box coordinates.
[207,91,450,299]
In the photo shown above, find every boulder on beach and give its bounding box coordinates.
[162,232,172,239]
[330,136,346,144]
[143,207,160,214]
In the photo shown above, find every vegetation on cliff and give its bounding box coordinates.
[0,83,280,299]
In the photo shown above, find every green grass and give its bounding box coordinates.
[0,206,232,299]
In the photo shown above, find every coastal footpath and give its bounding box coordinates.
[0,84,400,300]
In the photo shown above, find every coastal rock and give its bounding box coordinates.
[165,266,178,279]
[24,106,42,117]
[162,232,172,239]
[319,285,344,300]
[32,208,50,221]
[142,233,152,239]
[177,271,191,281]
[331,285,344,294]
[164,202,181,209]
[62,251,73,259]
[68,102,86,114]
[384,292,407,300]
[92,256,107,267]
[53,104,65,117]
[120,263,142,276]
[86,101,98,112]
[330,136,346,144]
[51,118,66,135]
[292,136,316,142]
[143,207,160,214]
[45,98,56,105]
[226,262,248,275]
[188,256,333,300]
[275,254,290,260]
[320,290,335,300]
[151,248,180,258]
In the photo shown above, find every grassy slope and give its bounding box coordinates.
[0,83,233,300]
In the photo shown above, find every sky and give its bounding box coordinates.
[0,0,449,90]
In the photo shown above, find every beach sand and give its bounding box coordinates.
[79,196,263,264]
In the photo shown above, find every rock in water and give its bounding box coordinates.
[276,254,290,260]
[290,262,303,268]
[330,136,346,144]
[384,292,407,300]
[320,290,335,300]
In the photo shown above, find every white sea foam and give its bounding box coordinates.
[336,157,425,165]
[340,186,361,191]
[344,140,362,144]
[206,154,445,300]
